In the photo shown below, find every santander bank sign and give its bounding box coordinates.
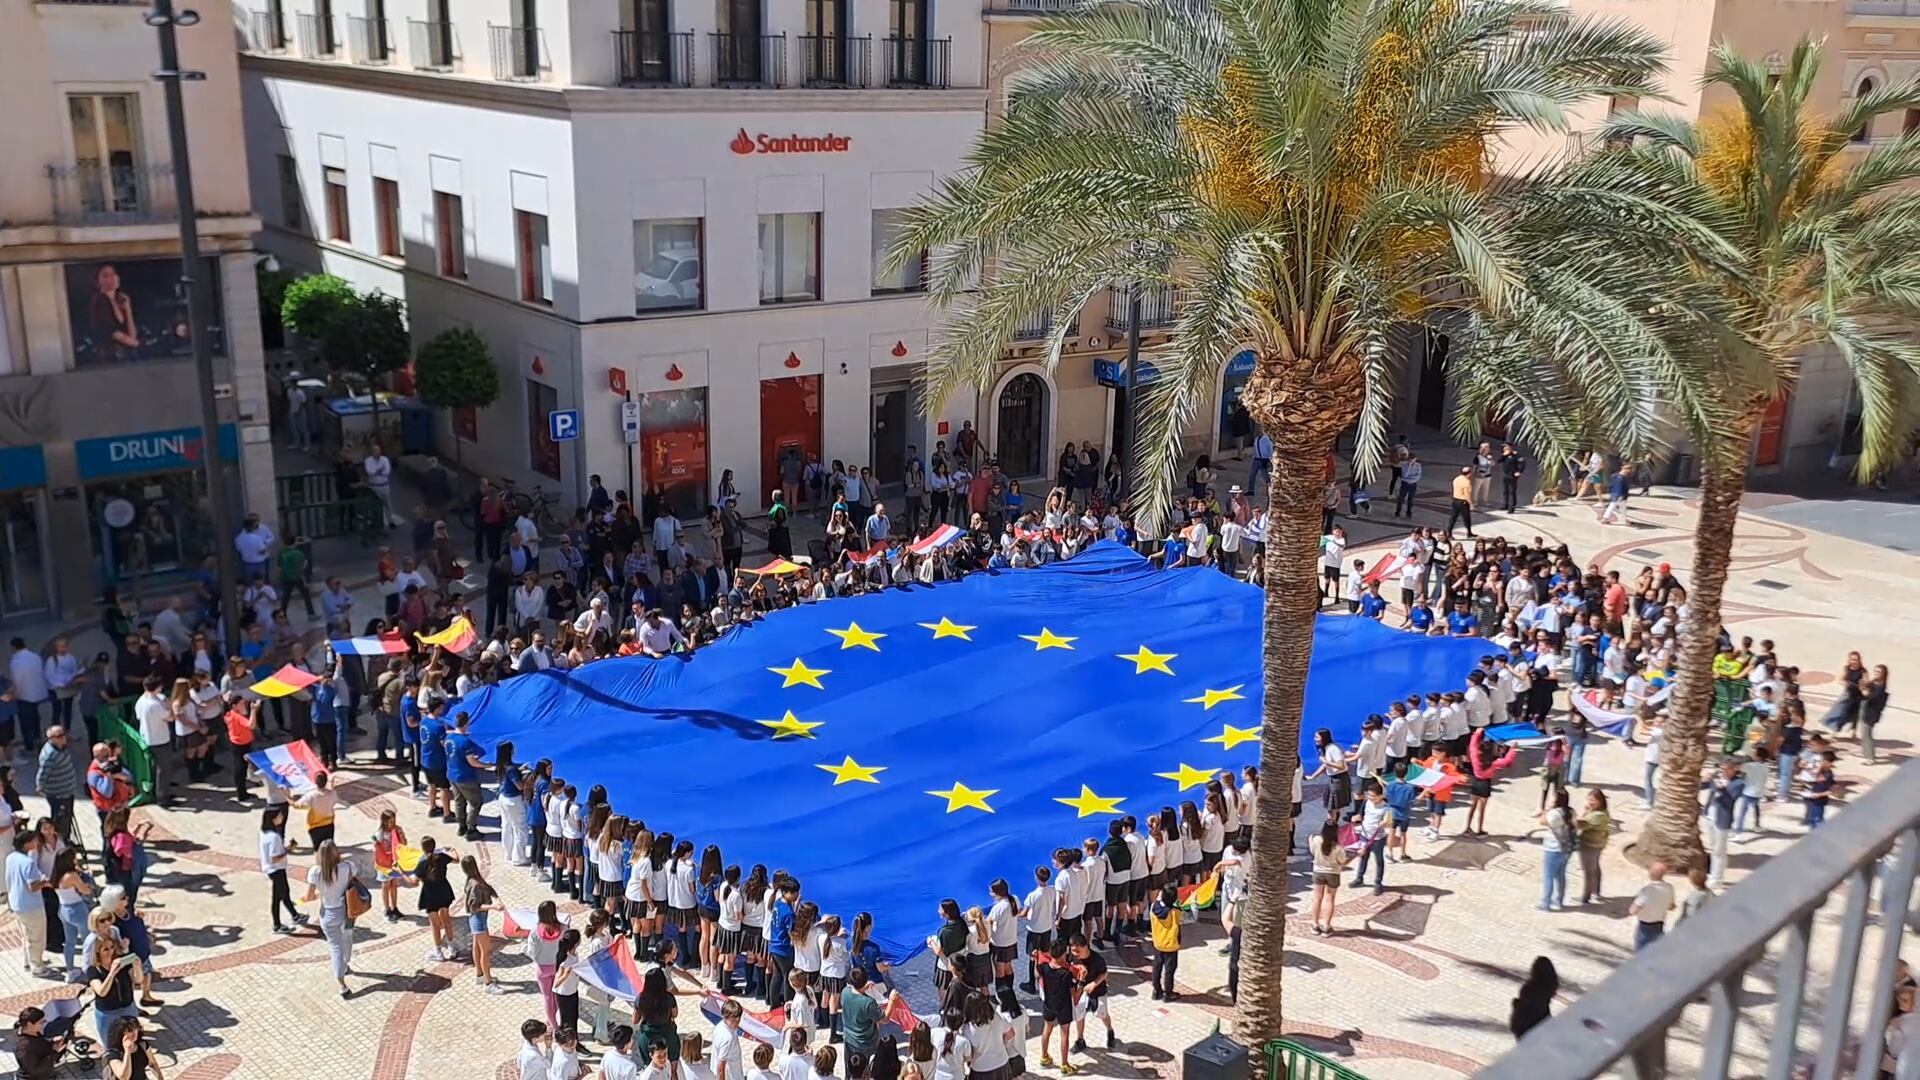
[729,127,853,155]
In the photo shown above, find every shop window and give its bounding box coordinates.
[527,379,561,478]
[759,212,820,304]
[634,218,704,312]
[324,166,351,242]
[374,177,401,258]
[871,209,925,295]
[454,404,478,442]
[1853,78,1877,144]
[278,154,306,234]
[435,190,467,278]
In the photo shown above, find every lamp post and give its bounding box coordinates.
[1123,284,1143,512]
[149,0,243,653]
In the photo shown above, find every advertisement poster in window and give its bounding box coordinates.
[641,388,709,519]
[64,257,226,367]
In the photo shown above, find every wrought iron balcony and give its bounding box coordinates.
[346,15,393,64]
[984,0,1080,11]
[488,23,549,82]
[614,29,695,87]
[46,163,177,226]
[408,19,458,71]
[248,9,288,52]
[882,36,951,89]
[798,34,870,88]
[1106,284,1180,333]
[710,32,786,87]
[1013,309,1080,342]
[296,12,338,59]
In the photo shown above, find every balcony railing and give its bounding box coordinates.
[408,19,457,71]
[1106,284,1180,333]
[614,29,695,87]
[346,15,393,64]
[710,32,786,86]
[47,163,177,226]
[1487,758,1920,1080]
[248,9,288,52]
[985,0,1081,11]
[798,34,870,88]
[296,12,338,58]
[489,24,549,81]
[1848,0,1920,14]
[882,36,951,88]
[1013,309,1080,342]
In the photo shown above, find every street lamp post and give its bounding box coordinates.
[1123,285,1143,515]
[149,0,244,653]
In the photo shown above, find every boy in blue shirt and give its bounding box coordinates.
[399,676,422,794]
[419,701,451,821]
[1358,583,1388,620]
[1406,597,1435,634]
[1383,764,1419,862]
[1446,600,1479,637]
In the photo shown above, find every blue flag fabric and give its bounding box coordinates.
[461,542,1486,959]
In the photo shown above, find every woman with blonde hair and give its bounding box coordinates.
[301,839,361,998]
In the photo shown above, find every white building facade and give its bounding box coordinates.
[241,0,987,517]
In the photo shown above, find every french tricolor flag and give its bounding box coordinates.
[329,633,410,657]
[246,741,328,797]
[909,524,963,554]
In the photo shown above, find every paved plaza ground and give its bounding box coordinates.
[2,459,1914,1079]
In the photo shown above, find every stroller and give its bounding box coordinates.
[21,991,98,1075]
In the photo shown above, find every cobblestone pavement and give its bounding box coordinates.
[2,481,1912,1080]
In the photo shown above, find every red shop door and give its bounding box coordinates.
[761,375,822,506]
[1752,391,1790,467]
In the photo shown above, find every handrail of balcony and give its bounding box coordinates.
[346,15,393,65]
[1485,758,1920,1080]
[709,31,786,87]
[248,9,288,52]
[1107,284,1180,332]
[984,0,1082,12]
[614,29,695,87]
[46,163,178,226]
[797,33,871,88]
[882,36,952,89]
[295,12,338,59]
[1012,309,1080,342]
[408,19,458,72]
[488,24,550,82]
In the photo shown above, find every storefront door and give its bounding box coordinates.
[761,375,822,506]
[996,373,1048,479]
[640,388,710,519]
[870,385,911,486]
[0,491,52,621]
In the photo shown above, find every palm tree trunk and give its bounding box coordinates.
[1638,457,1747,871]
[1232,358,1362,1044]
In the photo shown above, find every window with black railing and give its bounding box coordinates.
[408,17,456,71]
[711,32,785,86]
[883,36,949,88]
[614,29,695,86]
[799,34,869,87]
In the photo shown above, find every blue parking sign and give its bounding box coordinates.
[548,409,580,442]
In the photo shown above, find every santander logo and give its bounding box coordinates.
[729,127,853,155]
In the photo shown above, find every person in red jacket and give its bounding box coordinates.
[1463,728,1520,836]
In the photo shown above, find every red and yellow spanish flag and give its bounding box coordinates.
[742,557,806,576]
[250,664,324,698]
[417,616,477,653]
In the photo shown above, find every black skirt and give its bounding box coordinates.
[420,880,455,912]
[717,926,746,954]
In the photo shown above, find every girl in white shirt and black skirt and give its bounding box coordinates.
[667,840,698,967]
[742,865,770,1001]
[716,864,746,995]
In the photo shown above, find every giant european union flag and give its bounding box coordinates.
[462,542,1485,959]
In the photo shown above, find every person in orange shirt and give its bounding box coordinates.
[616,630,644,657]
[1416,747,1465,841]
[224,699,259,800]
[1446,467,1475,538]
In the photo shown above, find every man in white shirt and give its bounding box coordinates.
[9,637,51,753]
[133,675,179,807]
[1383,703,1412,774]
[638,610,689,658]
[152,598,193,658]
[320,576,355,634]
[865,503,891,546]
[513,573,548,633]
[1218,517,1244,577]
[515,633,554,676]
[651,510,679,570]
[1629,861,1675,950]
[363,442,400,528]
[1353,718,1388,808]
[1463,672,1494,736]
[517,1019,553,1080]
[234,512,277,583]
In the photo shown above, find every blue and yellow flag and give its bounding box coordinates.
[463,542,1484,958]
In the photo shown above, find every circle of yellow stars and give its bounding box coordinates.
[747,618,1260,815]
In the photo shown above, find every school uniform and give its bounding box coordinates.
[717,883,746,955]
[1122,829,1149,905]
[1080,851,1108,931]
[817,927,850,995]
[594,842,626,902]
[1022,882,1057,958]
[667,857,698,930]
[1199,810,1226,873]
[741,890,767,955]
[623,851,651,921]
[987,896,1019,964]
[1056,864,1087,942]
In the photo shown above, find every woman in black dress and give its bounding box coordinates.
[414,836,459,963]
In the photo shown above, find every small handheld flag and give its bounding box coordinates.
[742,558,806,576]
[250,664,323,698]
[246,741,327,796]
[847,542,891,566]
[909,524,963,554]
[329,634,409,657]
[1176,876,1218,912]
[417,616,477,653]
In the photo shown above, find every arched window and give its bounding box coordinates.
[1854,77,1878,144]
[995,373,1049,479]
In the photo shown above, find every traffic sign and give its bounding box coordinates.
[619,401,640,446]
[548,409,580,442]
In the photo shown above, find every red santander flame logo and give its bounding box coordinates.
[728,130,853,155]
[891,341,909,358]
[729,129,755,155]
[784,352,802,369]
[531,355,545,375]
[665,363,685,382]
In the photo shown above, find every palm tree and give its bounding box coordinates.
[894,0,1689,1042]
[1575,40,1920,869]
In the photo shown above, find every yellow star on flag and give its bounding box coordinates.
[1054,784,1126,818]
[1020,628,1077,651]
[826,622,886,651]
[757,711,825,739]
[1184,685,1247,710]
[1202,723,1263,751]
[925,782,998,814]
[917,617,976,641]
[816,756,886,785]
[1117,646,1177,675]
[768,658,831,689]
[1155,763,1216,791]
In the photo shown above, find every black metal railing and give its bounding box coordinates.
[798,34,870,87]
[613,29,695,86]
[296,12,338,58]
[882,36,950,88]
[1013,309,1079,341]
[489,24,549,81]
[248,8,288,51]
[709,32,785,86]
[1106,284,1180,332]
[408,18,457,71]
[346,15,393,64]
[47,162,177,226]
